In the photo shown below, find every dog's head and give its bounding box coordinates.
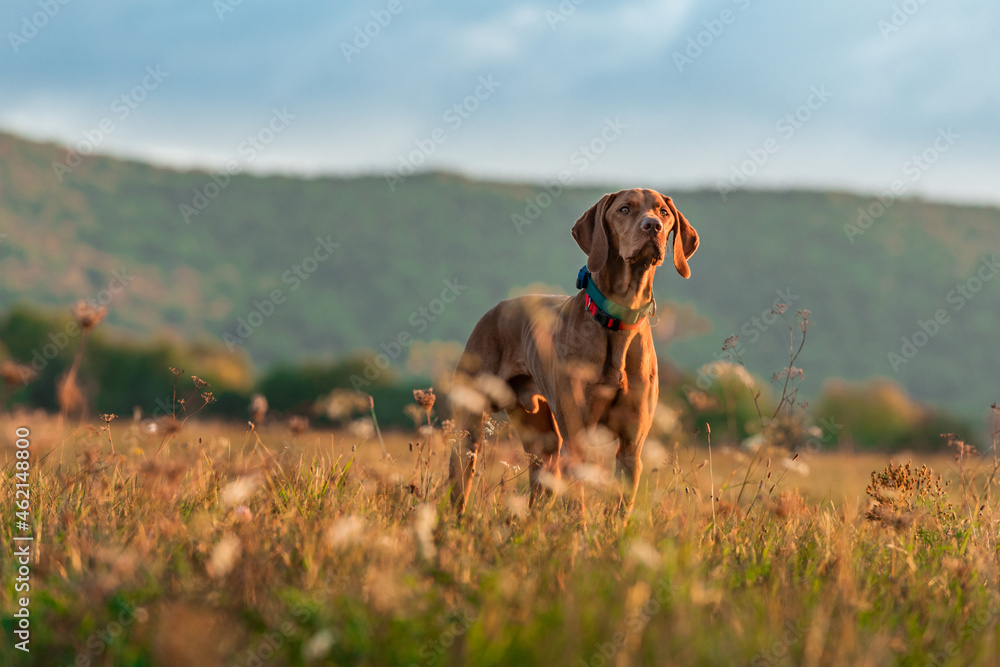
[571,188,699,278]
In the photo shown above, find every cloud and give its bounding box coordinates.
[1,0,998,204]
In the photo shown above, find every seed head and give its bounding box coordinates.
[413,388,436,412]
[72,300,108,331]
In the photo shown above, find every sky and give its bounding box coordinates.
[1,1,998,205]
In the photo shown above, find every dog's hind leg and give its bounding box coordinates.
[507,396,562,507]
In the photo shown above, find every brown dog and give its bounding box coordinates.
[448,189,699,515]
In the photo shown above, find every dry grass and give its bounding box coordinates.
[2,410,1000,666]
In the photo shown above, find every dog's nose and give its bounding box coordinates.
[641,217,663,234]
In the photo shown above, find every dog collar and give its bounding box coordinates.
[576,266,655,331]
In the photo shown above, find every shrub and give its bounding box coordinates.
[813,377,977,450]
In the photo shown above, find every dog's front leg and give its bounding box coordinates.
[612,394,654,518]
[614,434,645,517]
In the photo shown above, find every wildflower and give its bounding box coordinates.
[319,389,369,420]
[797,309,811,333]
[72,300,108,331]
[220,475,261,508]
[413,388,436,412]
[780,456,810,476]
[945,434,976,461]
[505,494,529,519]
[773,367,805,382]
[207,534,242,578]
[413,504,437,559]
[575,463,613,488]
[191,376,210,389]
[626,540,663,570]
[348,418,375,441]
[450,385,488,413]
[159,415,182,435]
[475,374,515,407]
[722,335,739,351]
[865,461,953,526]
[326,515,366,550]
[499,460,521,474]
[445,427,469,447]
[303,631,335,662]
[249,393,268,424]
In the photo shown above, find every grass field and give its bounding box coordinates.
[2,408,1000,666]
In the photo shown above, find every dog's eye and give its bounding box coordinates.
[660,208,669,216]
[619,206,630,214]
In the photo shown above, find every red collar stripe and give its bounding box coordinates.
[585,294,645,330]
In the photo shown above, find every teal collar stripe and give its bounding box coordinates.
[576,266,655,326]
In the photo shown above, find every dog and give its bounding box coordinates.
[447,188,699,515]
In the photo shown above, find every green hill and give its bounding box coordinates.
[1,131,998,419]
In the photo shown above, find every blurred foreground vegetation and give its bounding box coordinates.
[1,413,999,666]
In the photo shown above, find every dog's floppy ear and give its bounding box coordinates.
[572,192,616,273]
[665,197,699,279]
